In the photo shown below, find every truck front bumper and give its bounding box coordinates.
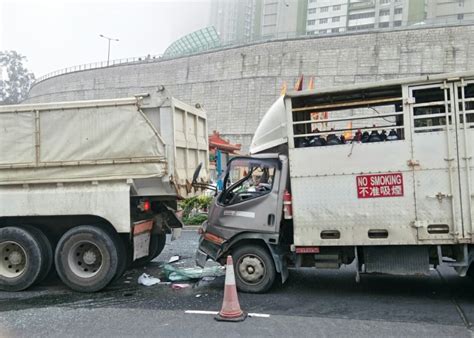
[195,234,224,267]
[195,249,208,268]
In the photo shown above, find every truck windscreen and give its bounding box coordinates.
[218,158,277,206]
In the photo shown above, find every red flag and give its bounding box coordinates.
[294,75,303,91]
[308,77,314,90]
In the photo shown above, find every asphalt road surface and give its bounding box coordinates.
[1,229,474,337]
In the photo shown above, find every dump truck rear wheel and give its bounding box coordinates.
[55,226,119,292]
[112,234,127,282]
[0,226,44,291]
[21,225,53,285]
[232,244,276,294]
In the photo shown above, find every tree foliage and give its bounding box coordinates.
[180,195,213,225]
[0,51,35,105]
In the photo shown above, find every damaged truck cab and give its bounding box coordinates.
[197,154,289,293]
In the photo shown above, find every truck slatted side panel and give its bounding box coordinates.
[285,72,474,246]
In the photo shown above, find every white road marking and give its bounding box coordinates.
[185,310,270,318]
[185,310,218,315]
[248,313,271,318]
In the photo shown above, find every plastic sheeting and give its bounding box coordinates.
[0,100,166,184]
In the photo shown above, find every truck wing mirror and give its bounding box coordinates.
[192,163,203,185]
[191,162,217,194]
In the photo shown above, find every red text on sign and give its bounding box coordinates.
[356,173,404,199]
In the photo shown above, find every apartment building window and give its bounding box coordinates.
[308,8,316,14]
[380,0,391,4]
[379,9,390,16]
[348,24,375,31]
[265,3,278,13]
[331,28,340,33]
[309,0,317,3]
[332,16,340,22]
[320,18,328,24]
[349,12,375,20]
[394,20,402,26]
[458,13,464,20]
[394,8,402,15]
[333,5,341,10]
[307,19,316,25]
[379,22,389,28]
[319,29,328,34]
[320,6,329,12]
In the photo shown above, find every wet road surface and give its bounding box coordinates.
[1,229,473,337]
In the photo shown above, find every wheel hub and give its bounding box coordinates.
[8,251,23,265]
[67,241,103,278]
[0,241,27,278]
[238,256,265,284]
[82,250,97,265]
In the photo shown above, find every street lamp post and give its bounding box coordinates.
[99,34,119,66]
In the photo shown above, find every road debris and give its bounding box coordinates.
[163,265,225,281]
[171,283,191,290]
[168,255,181,263]
[138,273,161,286]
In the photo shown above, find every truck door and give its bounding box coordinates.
[454,79,474,241]
[211,157,283,233]
[408,80,471,242]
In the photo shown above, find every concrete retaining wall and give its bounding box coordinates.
[28,24,474,151]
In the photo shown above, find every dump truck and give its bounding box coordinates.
[0,88,208,292]
[196,71,474,293]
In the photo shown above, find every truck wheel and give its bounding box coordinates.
[0,227,44,291]
[132,233,166,267]
[112,234,127,282]
[150,233,167,260]
[55,226,119,292]
[232,245,276,294]
[22,226,53,285]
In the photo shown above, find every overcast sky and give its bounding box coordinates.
[0,0,211,77]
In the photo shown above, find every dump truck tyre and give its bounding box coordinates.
[21,225,53,285]
[131,233,166,267]
[232,244,276,294]
[55,226,119,292]
[112,234,127,282]
[150,233,166,260]
[0,226,44,292]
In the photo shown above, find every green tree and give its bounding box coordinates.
[0,51,35,105]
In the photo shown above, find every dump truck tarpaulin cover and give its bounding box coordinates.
[0,101,166,184]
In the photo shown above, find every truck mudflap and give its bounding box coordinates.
[132,219,154,260]
[153,204,184,241]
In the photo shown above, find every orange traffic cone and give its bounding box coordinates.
[215,255,247,322]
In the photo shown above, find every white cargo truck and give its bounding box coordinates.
[196,72,474,293]
[0,88,208,292]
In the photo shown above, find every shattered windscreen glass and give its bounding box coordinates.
[219,158,276,205]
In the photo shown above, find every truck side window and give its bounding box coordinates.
[458,83,474,126]
[219,158,276,206]
[412,86,450,133]
[291,86,404,148]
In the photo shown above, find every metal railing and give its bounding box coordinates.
[33,19,474,86]
[34,55,164,83]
